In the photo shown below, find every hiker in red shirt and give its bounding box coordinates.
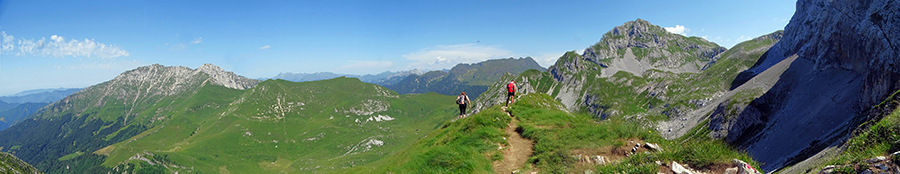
[506,80,516,107]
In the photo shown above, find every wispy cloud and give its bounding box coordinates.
[664,25,690,36]
[737,35,752,42]
[532,51,566,68]
[190,37,203,44]
[403,44,513,70]
[259,45,271,50]
[0,31,129,58]
[69,59,146,70]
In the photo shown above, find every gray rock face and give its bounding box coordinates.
[197,63,259,90]
[547,19,726,115]
[726,0,900,171]
[581,19,726,73]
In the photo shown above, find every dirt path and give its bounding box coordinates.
[494,107,535,174]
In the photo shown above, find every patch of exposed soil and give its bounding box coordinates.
[493,107,535,174]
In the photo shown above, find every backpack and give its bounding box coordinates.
[507,82,515,92]
[457,95,467,104]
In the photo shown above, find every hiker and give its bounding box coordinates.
[506,80,516,106]
[457,92,471,118]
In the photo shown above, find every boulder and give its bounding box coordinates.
[671,161,697,174]
[732,159,761,174]
[864,156,887,164]
[819,165,838,174]
[644,143,662,152]
[591,156,607,165]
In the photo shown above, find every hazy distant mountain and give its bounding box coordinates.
[271,69,425,86]
[0,88,81,104]
[0,102,48,131]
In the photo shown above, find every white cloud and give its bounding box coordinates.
[532,52,567,68]
[69,59,145,70]
[403,44,513,70]
[190,37,202,44]
[338,61,394,70]
[259,45,271,50]
[1,32,129,58]
[664,25,690,36]
[1,31,14,53]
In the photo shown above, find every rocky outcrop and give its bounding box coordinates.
[0,152,42,174]
[197,63,258,90]
[470,72,544,113]
[725,0,900,171]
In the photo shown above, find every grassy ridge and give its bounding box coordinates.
[363,106,511,173]
[509,93,758,173]
[371,93,758,173]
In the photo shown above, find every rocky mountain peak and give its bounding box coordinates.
[196,63,258,90]
[39,63,259,119]
[549,18,726,84]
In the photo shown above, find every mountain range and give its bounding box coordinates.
[1,0,898,173]
[0,88,81,131]
[386,57,546,100]
[270,69,426,86]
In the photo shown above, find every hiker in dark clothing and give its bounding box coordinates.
[457,92,471,118]
[506,80,516,107]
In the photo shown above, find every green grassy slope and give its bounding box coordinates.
[372,93,758,173]
[101,78,459,173]
[361,102,511,173]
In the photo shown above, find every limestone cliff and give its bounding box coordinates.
[725,0,900,171]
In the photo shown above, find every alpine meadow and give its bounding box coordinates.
[1,0,899,174]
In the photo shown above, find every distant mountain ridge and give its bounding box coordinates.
[271,69,425,86]
[385,57,547,100]
[0,102,48,131]
[0,88,81,104]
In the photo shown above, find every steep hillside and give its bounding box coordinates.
[721,0,900,171]
[0,152,42,174]
[0,64,260,173]
[0,102,49,131]
[466,20,785,172]
[93,78,456,173]
[475,20,781,125]
[386,57,546,100]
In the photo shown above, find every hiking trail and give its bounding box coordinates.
[493,106,535,174]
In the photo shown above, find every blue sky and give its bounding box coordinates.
[0,0,796,96]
